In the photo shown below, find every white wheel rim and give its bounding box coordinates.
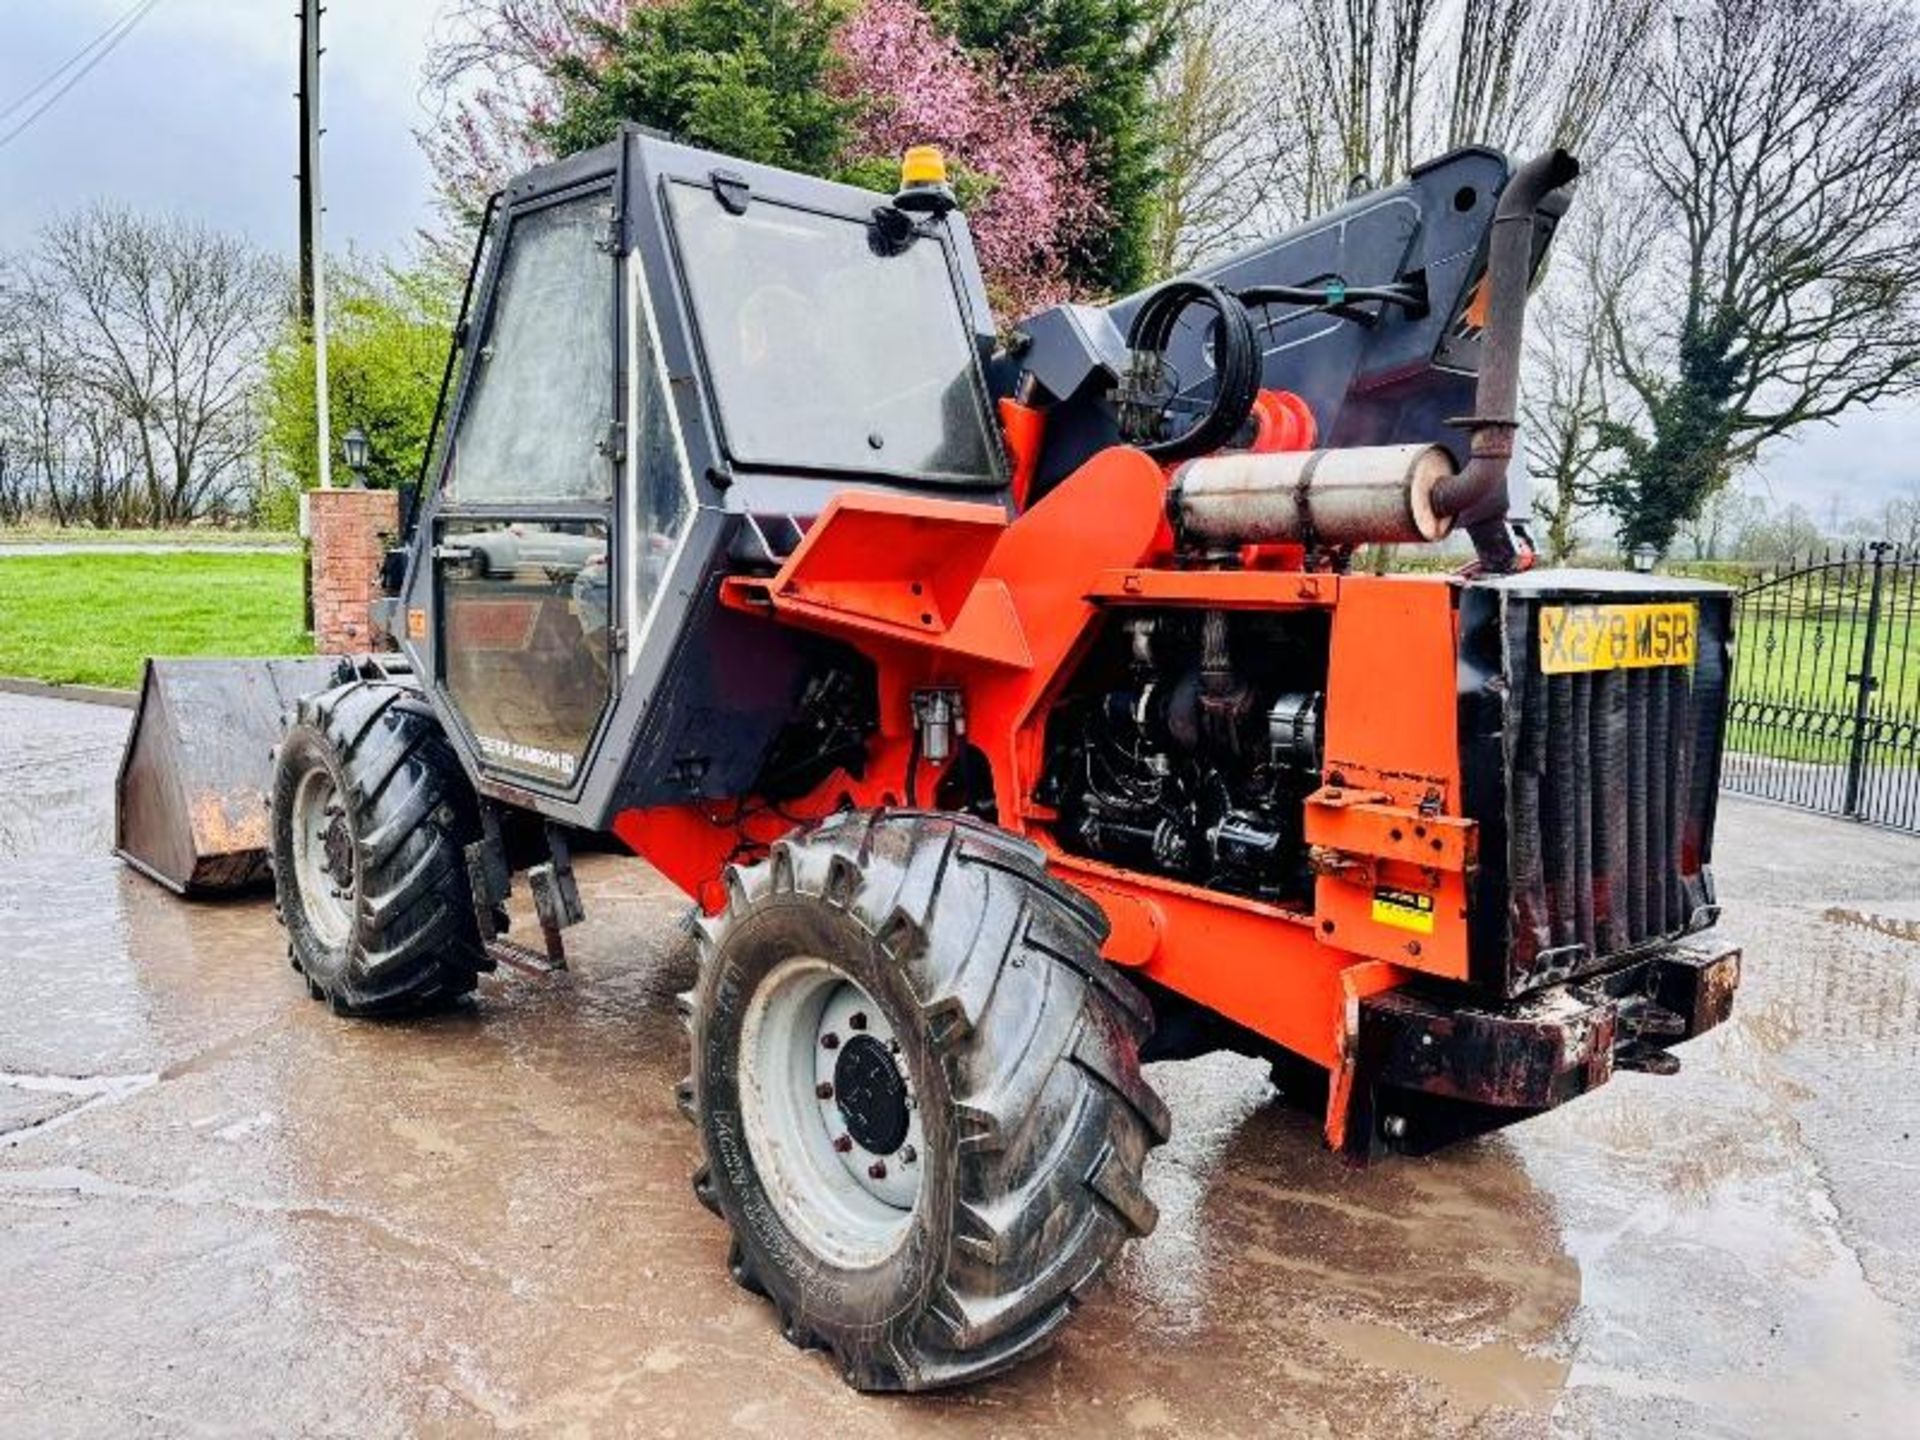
[738,957,924,1268]
[290,764,354,948]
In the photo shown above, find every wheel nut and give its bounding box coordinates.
[868,1160,887,1180]
[815,1081,834,1100]
[833,1134,853,1153]
[901,1145,917,1165]
[821,1032,839,1050]
[848,1011,868,1031]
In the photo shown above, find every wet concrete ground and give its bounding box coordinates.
[0,688,1915,1437]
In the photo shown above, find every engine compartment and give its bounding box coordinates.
[1036,608,1329,905]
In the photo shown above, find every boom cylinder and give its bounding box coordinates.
[1170,443,1456,549]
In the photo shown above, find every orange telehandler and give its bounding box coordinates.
[116,132,1740,1389]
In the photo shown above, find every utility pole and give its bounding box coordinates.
[297,0,332,489]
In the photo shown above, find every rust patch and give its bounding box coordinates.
[1697,949,1742,1030]
[1823,907,1920,946]
[189,790,269,855]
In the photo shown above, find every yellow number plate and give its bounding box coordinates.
[1538,602,1697,675]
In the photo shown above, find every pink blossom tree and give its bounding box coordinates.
[834,0,1104,315]
[421,1,1103,316]
[420,1,631,226]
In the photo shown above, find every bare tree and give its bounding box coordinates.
[419,1,626,226]
[1276,0,1435,216]
[1879,484,1920,550]
[1144,0,1295,274]
[1520,181,1662,560]
[1678,484,1765,560]
[1524,285,1612,560]
[0,265,37,523]
[37,206,283,524]
[0,265,83,524]
[1597,0,1920,552]
[1274,0,1660,219]
[1732,499,1828,565]
[1448,0,1660,160]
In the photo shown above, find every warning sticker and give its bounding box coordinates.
[1372,886,1436,934]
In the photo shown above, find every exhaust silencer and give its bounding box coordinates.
[1171,443,1457,549]
[1429,148,1582,572]
[115,656,352,895]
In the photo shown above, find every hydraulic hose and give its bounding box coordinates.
[1428,149,1581,572]
[1120,280,1262,462]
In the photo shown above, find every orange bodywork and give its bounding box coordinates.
[611,440,1474,1151]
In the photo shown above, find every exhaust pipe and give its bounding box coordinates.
[1171,444,1457,549]
[1429,148,1581,573]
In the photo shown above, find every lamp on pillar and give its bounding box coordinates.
[342,427,371,490]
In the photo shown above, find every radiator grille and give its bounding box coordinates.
[1461,583,1731,997]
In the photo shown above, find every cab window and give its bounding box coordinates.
[449,192,614,504]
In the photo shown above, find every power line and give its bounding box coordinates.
[0,0,156,125]
[0,0,167,152]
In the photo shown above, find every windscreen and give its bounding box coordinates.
[666,181,1000,486]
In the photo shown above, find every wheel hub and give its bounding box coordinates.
[320,811,354,889]
[290,764,355,948]
[811,981,922,1209]
[738,958,925,1269]
[832,1035,911,1156]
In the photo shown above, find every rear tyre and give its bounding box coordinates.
[683,810,1171,1391]
[271,680,489,1015]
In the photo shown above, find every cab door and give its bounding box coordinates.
[432,183,621,794]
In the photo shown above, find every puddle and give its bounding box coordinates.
[1320,1316,1567,1414]
[0,1068,158,1145]
[0,693,128,861]
[2,689,1918,1435]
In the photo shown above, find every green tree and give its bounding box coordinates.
[930,0,1177,294]
[1595,316,1742,556]
[540,0,853,171]
[260,258,456,526]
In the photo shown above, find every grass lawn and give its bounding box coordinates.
[0,525,296,548]
[1728,599,1920,765]
[1735,609,1920,699]
[0,551,310,689]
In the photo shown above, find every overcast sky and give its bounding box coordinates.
[1,0,1916,525]
[0,0,444,258]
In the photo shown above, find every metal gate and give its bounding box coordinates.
[1722,542,1920,830]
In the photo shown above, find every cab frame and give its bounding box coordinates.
[395,128,1011,829]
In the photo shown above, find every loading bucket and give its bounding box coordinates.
[115,656,352,895]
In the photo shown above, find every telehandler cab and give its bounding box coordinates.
[116,130,1741,1390]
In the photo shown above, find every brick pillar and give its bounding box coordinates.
[308,488,398,654]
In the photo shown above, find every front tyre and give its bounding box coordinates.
[683,811,1171,1391]
[271,680,489,1015]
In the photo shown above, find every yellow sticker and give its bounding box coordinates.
[1372,886,1435,934]
[407,608,428,639]
[1538,602,1697,675]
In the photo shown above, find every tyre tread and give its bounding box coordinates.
[685,809,1168,1391]
[273,679,485,1015]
